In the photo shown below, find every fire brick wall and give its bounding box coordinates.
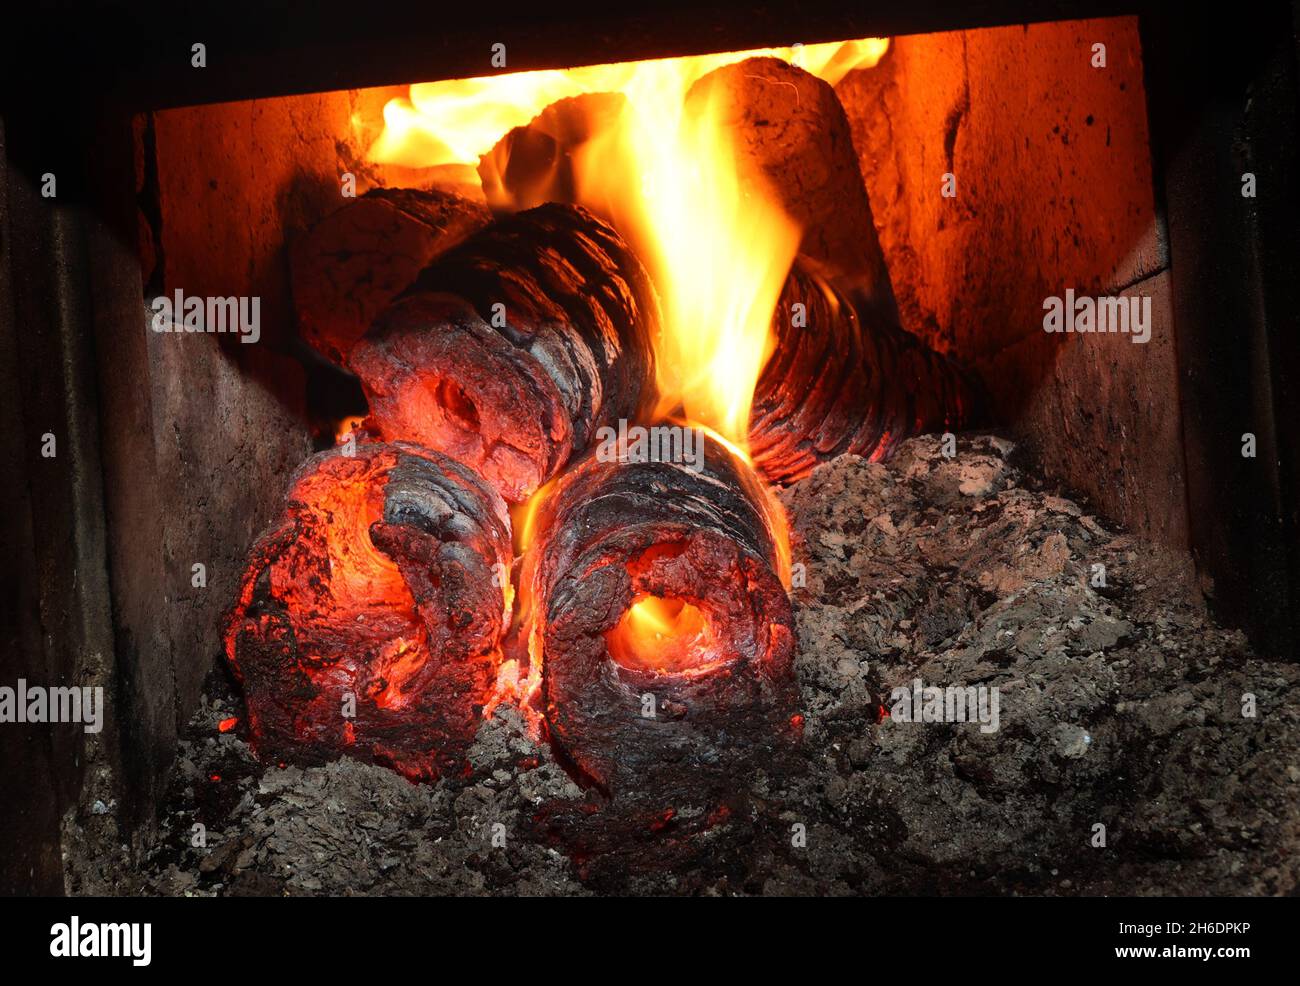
[839,16,1189,550]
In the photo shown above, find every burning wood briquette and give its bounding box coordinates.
[350,202,660,504]
[750,260,983,485]
[224,441,512,781]
[517,431,798,803]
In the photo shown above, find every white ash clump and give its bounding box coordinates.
[72,432,1300,895]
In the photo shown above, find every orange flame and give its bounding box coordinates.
[368,41,888,169]
[606,71,800,446]
[369,37,890,453]
[370,70,586,168]
[334,415,366,445]
[607,595,719,674]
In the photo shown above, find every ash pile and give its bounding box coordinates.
[67,433,1300,896]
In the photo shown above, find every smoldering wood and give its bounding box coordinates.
[289,187,490,365]
[520,434,796,855]
[224,441,512,781]
[750,260,983,485]
[351,203,660,503]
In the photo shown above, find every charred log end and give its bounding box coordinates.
[224,443,512,781]
[351,294,573,504]
[531,470,797,803]
[531,520,795,868]
[352,203,659,504]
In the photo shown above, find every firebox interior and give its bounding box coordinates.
[121,14,1174,792]
[4,0,1300,904]
[16,3,1298,899]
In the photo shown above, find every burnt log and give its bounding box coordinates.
[750,261,984,486]
[520,431,797,814]
[290,187,490,365]
[351,203,660,504]
[223,441,512,781]
[687,57,898,322]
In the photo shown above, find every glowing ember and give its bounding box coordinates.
[607,595,717,673]
[224,443,513,780]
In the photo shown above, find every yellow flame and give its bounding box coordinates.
[369,70,582,167]
[368,40,889,452]
[368,41,888,169]
[602,65,801,446]
[511,473,559,556]
[334,414,366,445]
[610,595,714,673]
[626,596,689,638]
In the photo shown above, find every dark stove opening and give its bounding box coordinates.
[2,1,1298,900]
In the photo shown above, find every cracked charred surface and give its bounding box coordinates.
[223,441,512,782]
[752,261,983,486]
[76,435,1299,896]
[519,437,797,867]
[351,203,660,504]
